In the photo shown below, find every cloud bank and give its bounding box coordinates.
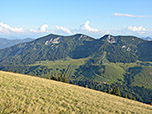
[0,22,24,33]
[0,21,151,39]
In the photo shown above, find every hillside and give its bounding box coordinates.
[0,71,152,114]
[0,38,33,49]
[0,34,152,103]
[0,34,151,65]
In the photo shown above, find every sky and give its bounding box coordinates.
[0,0,152,39]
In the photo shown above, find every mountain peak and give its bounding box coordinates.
[101,34,117,43]
[33,33,63,44]
[72,34,94,41]
[72,33,87,38]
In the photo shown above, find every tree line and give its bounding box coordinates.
[48,72,69,83]
[105,85,136,100]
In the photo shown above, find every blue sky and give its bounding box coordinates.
[0,0,152,39]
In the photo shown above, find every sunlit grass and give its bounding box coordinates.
[33,58,88,67]
[0,71,152,114]
[31,58,89,79]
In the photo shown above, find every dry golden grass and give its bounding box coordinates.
[0,71,152,114]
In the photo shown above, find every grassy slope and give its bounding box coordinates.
[31,58,88,79]
[33,58,88,69]
[129,66,152,89]
[31,59,152,89]
[31,58,125,83]
[0,71,152,114]
[94,64,125,84]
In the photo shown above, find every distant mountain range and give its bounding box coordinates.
[0,33,152,103]
[0,38,34,49]
[141,37,152,41]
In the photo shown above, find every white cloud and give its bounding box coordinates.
[113,13,143,18]
[30,24,49,33]
[0,22,24,33]
[127,26,146,32]
[29,29,38,33]
[0,21,151,39]
[81,21,98,32]
[0,27,2,31]
[56,25,72,34]
[40,24,48,32]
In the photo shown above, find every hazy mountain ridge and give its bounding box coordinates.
[0,38,34,49]
[141,37,152,41]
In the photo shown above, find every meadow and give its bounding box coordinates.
[0,71,152,114]
[31,58,89,79]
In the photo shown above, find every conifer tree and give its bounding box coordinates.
[71,81,74,84]
[133,97,136,100]
[129,94,133,100]
[51,73,57,81]
[107,85,111,93]
[104,89,107,93]
[124,93,128,98]
[90,85,94,89]
[112,86,116,95]
[85,85,88,88]
[50,74,54,80]
[115,87,121,96]
[58,72,63,81]
[63,74,69,83]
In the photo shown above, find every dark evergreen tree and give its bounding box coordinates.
[63,74,69,83]
[129,94,133,100]
[107,85,111,93]
[58,72,63,81]
[51,73,57,81]
[71,81,75,84]
[133,97,136,101]
[115,87,121,96]
[50,74,54,80]
[111,86,117,95]
[124,93,128,98]
[90,85,94,89]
